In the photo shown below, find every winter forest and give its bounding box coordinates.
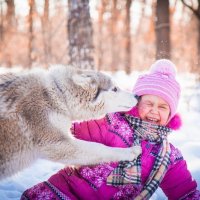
[0,0,200,200]
[0,0,200,73]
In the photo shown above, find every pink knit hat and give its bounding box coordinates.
[133,59,181,119]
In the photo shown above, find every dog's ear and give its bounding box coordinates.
[72,73,95,89]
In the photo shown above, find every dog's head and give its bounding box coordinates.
[70,69,137,121]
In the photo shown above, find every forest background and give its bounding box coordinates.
[0,0,200,76]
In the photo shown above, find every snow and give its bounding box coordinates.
[0,67,200,200]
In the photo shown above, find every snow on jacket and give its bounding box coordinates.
[21,112,199,200]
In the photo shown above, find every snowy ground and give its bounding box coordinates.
[0,68,200,200]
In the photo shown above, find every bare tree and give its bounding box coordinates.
[41,0,51,67]
[124,0,132,74]
[110,0,118,71]
[96,0,106,70]
[0,1,3,42]
[181,0,200,75]
[155,0,170,59]
[5,0,15,28]
[28,0,36,68]
[2,0,15,66]
[67,0,95,69]
[0,0,5,64]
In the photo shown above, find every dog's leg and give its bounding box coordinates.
[40,138,141,165]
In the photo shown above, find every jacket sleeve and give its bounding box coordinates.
[70,117,117,146]
[160,159,198,200]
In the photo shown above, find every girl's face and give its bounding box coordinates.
[137,95,170,126]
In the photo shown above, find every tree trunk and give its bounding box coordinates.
[42,0,51,68]
[110,0,118,71]
[197,3,200,77]
[28,0,36,68]
[155,0,170,59]
[5,0,15,28]
[0,1,3,42]
[181,0,200,78]
[2,0,15,67]
[124,0,132,74]
[97,0,106,70]
[0,1,4,66]
[67,0,95,70]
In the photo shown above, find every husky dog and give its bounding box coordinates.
[0,65,140,180]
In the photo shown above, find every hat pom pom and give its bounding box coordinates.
[150,59,177,78]
[167,113,182,130]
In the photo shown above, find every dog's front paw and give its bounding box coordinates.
[122,145,142,161]
[132,145,141,158]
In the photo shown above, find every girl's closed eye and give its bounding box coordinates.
[159,104,169,110]
[143,101,153,106]
[159,106,166,109]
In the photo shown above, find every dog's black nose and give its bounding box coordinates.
[134,94,140,101]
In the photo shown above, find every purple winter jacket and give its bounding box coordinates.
[21,111,199,200]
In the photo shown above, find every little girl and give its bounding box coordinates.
[21,59,200,200]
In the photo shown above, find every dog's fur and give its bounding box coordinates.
[0,65,140,180]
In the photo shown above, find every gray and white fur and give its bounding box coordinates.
[0,65,141,180]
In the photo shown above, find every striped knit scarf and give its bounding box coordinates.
[107,114,172,200]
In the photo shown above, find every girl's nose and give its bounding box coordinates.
[150,105,159,113]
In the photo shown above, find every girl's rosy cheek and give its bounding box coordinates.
[138,106,148,118]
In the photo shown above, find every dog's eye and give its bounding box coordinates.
[112,87,118,92]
